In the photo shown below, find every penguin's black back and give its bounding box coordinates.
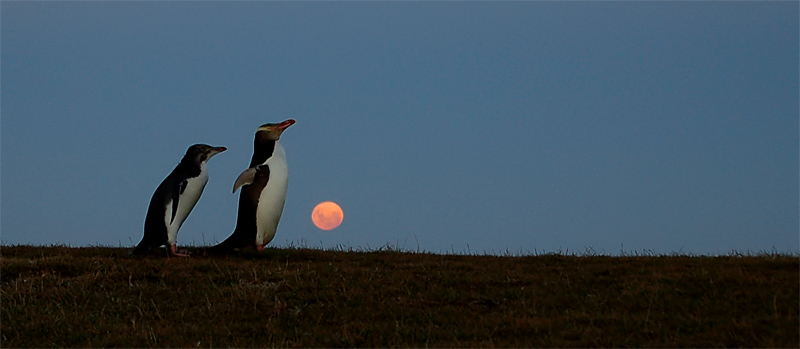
[208,137,277,253]
[132,153,203,255]
[209,165,271,252]
[250,136,276,167]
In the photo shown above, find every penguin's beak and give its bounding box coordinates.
[276,119,295,130]
[208,146,227,157]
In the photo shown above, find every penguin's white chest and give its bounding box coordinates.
[165,163,209,244]
[255,142,289,246]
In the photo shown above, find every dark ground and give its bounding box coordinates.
[1,245,798,347]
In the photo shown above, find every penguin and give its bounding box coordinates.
[132,144,227,257]
[209,119,294,253]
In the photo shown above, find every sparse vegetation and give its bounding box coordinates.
[1,245,798,347]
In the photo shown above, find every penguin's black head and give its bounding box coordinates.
[255,119,295,142]
[185,144,227,164]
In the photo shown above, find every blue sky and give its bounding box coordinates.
[2,2,797,255]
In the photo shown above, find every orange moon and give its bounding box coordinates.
[311,201,344,230]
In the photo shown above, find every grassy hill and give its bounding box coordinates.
[1,245,798,347]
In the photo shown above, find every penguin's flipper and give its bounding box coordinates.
[233,167,257,193]
[170,180,188,224]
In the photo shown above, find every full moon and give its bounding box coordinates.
[311,201,344,231]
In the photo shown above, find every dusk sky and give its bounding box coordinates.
[2,2,797,255]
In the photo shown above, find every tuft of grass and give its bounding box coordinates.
[1,245,798,347]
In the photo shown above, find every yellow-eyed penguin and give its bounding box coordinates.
[209,119,294,253]
[132,144,226,257]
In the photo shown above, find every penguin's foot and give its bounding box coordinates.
[256,244,265,252]
[169,244,191,257]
